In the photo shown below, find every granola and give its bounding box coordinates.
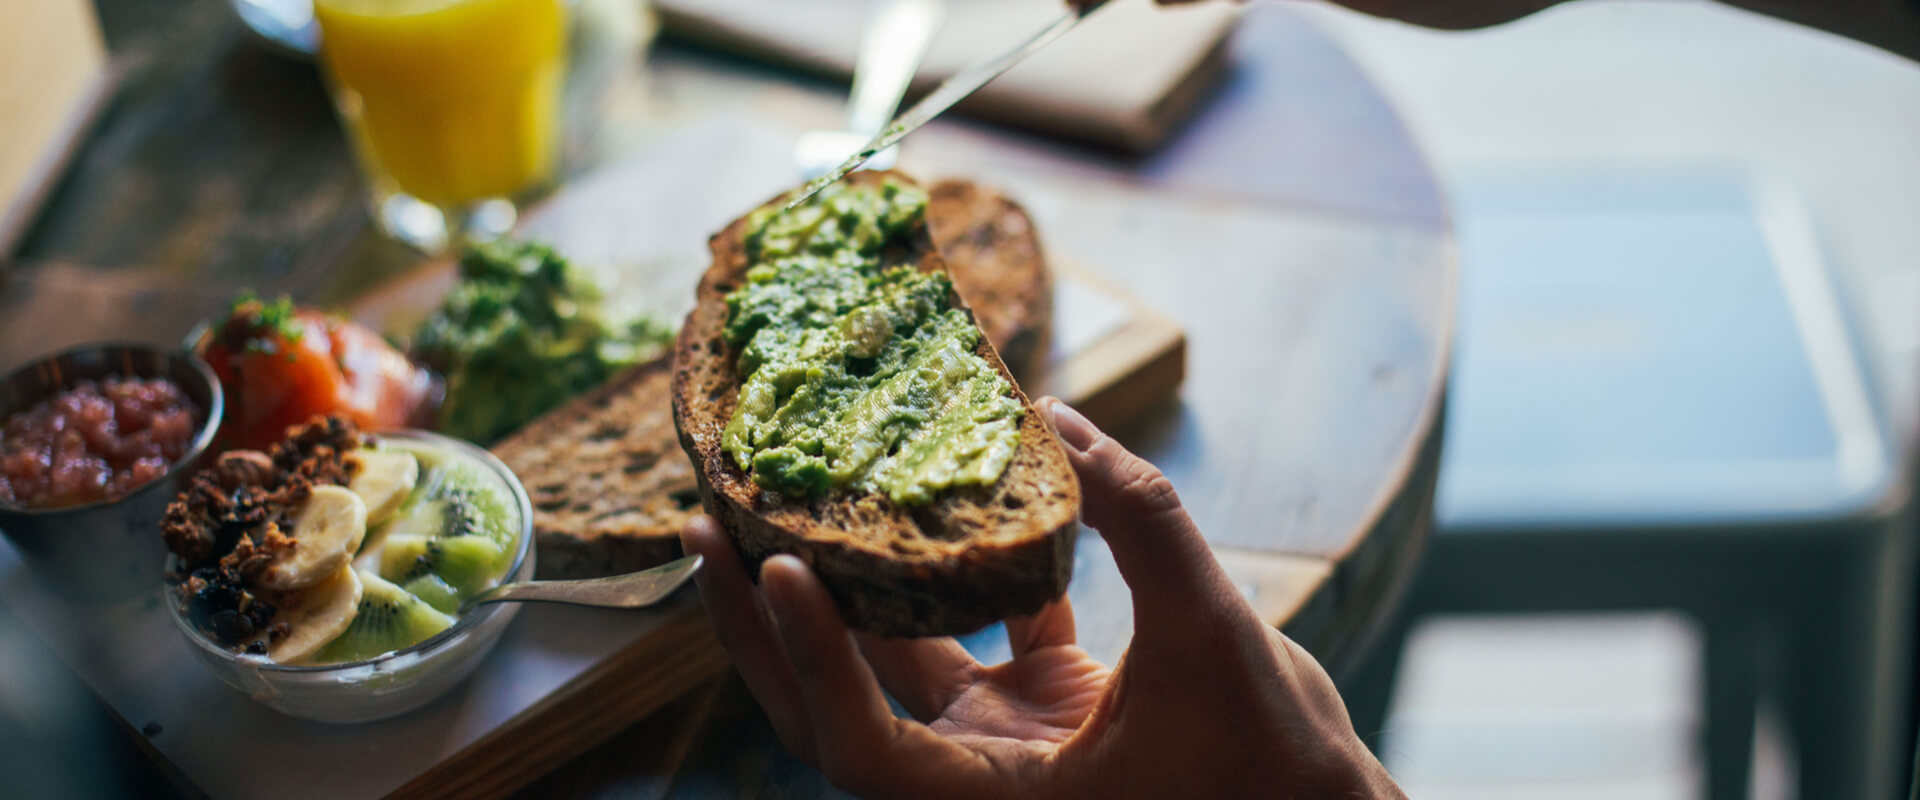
[162,416,363,649]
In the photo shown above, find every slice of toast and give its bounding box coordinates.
[928,179,1052,383]
[490,358,701,580]
[671,171,1081,637]
[495,179,1056,582]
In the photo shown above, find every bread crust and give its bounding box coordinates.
[671,171,1080,637]
[927,179,1053,382]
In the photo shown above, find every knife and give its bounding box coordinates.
[783,0,1111,211]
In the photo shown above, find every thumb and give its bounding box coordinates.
[1039,398,1250,636]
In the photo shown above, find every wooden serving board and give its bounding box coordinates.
[0,121,1186,800]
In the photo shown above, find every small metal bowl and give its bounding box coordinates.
[0,343,222,604]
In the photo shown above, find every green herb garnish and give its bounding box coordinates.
[219,291,307,356]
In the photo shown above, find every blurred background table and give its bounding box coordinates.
[0,1,1453,797]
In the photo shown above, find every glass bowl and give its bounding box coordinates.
[0,343,223,604]
[165,430,534,723]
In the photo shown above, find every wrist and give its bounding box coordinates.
[1353,763,1409,800]
[1326,734,1407,799]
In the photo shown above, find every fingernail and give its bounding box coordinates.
[679,515,713,548]
[1043,398,1098,454]
[760,557,802,628]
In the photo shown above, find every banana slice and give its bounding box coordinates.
[257,485,369,591]
[346,449,419,527]
[265,565,363,665]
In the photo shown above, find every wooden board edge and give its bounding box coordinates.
[108,704,213,800]
[1218,399,1440,672]
[0,59,117,258]
[1314,403,1443,676]
[387,605,727,800]
[1211,547,1335,630]
[1056,321,1185,432]
[1039,257,1189,429]
[1320,238,1456,567]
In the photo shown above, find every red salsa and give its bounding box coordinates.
[0,377,200,509]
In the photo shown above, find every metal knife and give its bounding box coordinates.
[783,0,1110,210]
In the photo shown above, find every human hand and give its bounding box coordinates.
[680,397,1404,799]
[1069,0,1568,29]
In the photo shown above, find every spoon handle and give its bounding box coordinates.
[461,555,703,613]
[847,0,945,136]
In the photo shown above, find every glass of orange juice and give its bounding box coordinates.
[313,0,567,252]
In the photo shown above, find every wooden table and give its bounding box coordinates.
[1,1,1453,796]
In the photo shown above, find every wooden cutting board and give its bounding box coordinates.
[652,0,1240,154]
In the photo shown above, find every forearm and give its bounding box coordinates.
[1270,0,1920,61]
[1723,0,1920,60]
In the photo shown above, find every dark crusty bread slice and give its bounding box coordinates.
[927,179,1053,382]
[671,170,1081,637]
[490,358,702,580]
[491,180,1057,581]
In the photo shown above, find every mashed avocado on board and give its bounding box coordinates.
[414,240,673,444]
[720,180,1023,505]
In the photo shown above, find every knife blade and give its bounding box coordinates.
[783,1,1110,211]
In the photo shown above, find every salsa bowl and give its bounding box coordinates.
[0,343,222,603]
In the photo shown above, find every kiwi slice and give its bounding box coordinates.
[400,573,462,615]
[437,465,519,549]
[311,570,454,664]
[380,533,509,596]
[379,460,519,551]
[380,493,450,540]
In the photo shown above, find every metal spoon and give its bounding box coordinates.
[229,0,320,59]
[793,0,946,178]
[458,555,702,614]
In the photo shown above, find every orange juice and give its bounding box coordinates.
[314,0,565,208]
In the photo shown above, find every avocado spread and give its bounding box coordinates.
[721,181,1023,505]
[415,239,673,444]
